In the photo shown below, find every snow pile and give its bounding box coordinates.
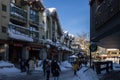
[8,29,33,42]
[47,8,56,15]
[0,61,14,67]
[76,67,99,80]
[61,61,72,68]
[0,61,20,75]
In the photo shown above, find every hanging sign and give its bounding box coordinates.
[89,42,97,52]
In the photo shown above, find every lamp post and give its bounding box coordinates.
[89,42,97,67]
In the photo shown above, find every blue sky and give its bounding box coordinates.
[43,0,90,36]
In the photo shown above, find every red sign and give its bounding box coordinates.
[14,44,23,47]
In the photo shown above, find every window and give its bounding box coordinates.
[30,9,39,22]
[2,26,7,33]
[2,4,7,12]
[42,35,45,39]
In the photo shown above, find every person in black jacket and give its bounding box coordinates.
[51,60,61,80]
[42,59,47,76]
[45,61,51,80]
[20,58,26,72]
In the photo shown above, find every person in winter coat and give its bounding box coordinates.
[51,60,61,80]
[45,61,51,80]
[25,58,30,74]
[36,58,39,67]
[42,59,47,76]
[73,61,79,76]
[28,57,35,74]
[20,58,26,72]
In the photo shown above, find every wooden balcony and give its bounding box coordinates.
[9,23,30,36]
[10,3,27,23]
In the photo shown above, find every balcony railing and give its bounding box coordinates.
[9,23,30,36]
[8,23,33,42]
[10,3,27,22]
[95,0,120,29]
[8,23,40,42]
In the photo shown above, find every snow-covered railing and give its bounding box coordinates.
[10,3,27,20]
[8,23,33,42]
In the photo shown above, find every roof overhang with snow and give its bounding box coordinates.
[21,0,45,11]
[46,8,63,35]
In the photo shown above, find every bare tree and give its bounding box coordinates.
[76,32,90,55]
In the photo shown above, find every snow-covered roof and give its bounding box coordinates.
[47,8,57,15]
[69,55,78,58]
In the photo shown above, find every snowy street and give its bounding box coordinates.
[0,69,77,80]
[1,60,120,80]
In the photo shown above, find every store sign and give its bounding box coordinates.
[14,44,23,47]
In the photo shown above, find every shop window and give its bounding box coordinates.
[112,52,117,54]
[2,26,7,33]
[2,4,7,12]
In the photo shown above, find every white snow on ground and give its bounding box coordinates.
[61,61,72,68]
[0,61,20,75]
[76,67,99,80]
[0,60,14,67]
[0,60,120,80]
[35,60,72,71]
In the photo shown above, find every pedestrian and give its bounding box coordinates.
[42,59,47,76]
[45,61,51,80]
[25,58,30,74]
[51,60,61,80]
[73,61,79,76]
[20,58,26,72]
[36,58,39,68]
[28,57,35,75]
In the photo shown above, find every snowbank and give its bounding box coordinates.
[76,67,99,80]
[61,61,72,68]
[0,61,14,67]
[0,61,20,75]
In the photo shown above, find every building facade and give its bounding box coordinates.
[90,0,120,49]
[43,8,63,60]
[0,0,46,63]
[0,0,67,63]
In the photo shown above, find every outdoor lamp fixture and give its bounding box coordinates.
[4,44,8,48]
